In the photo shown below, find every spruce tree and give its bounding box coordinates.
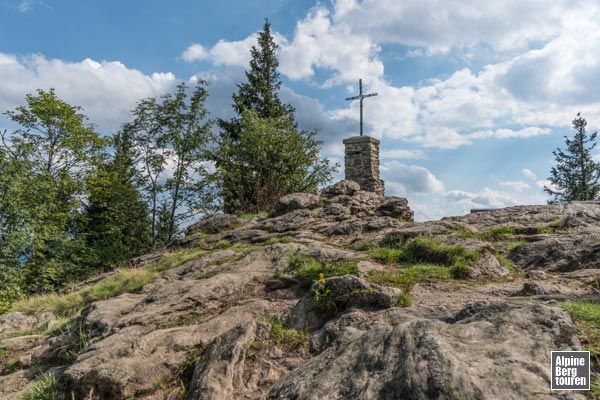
[545,113,600,203]
[216,19,336,214]
[218,18,295,140]
[82,129,151,270]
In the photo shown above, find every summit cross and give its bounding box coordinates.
[345,79,378,136]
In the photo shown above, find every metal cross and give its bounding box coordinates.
[345,79,378,136]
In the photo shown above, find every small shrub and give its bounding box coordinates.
[18,372,58,400]
[396,292,412,307]
[449,262,471,279]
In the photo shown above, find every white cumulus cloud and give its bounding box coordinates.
[0,54,177,132]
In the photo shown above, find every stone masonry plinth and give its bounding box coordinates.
[343,136,384,196]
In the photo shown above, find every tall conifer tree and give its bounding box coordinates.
[545,113,600,203]
[218,18,295,140]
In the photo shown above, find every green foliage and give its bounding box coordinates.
[401,264,452,283]
[218,18,295,141]
[237,212,268,223]
[562,301,600,358]
[216,19,336,214]
[18,372,58,400]
[545,113,600,203]
[373,237,478,267]
[288,255,358,289]
[5,357,21,373]
[266,319,309,347]
[126,81,217,247]
[1,89,107,297]
[13,268,159,317]
[368,247,405,265]
[496,254,517,273]
[81,129,152,270]
[403,237,479,266]
[155,247,210,273]
[449,262,471,279]
[217,110,335,213]
[482,226,513,241]
[396,292,413,307]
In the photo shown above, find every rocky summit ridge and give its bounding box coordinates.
[1,180,599,399]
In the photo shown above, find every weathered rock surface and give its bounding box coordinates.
[271,193,320,217]
[288,275,401,330]
[1,188,599,400]
[270,302,584,400]
[510,236,600,272]
[187,213,239,235]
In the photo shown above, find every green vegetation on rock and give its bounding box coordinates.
[288,255,358,289]
[13,268,159,317]
[18,372,58,400]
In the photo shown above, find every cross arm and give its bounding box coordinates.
[363,93,378,98]
[345,95,360,101]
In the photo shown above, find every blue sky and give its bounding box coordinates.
[1,0,599,221]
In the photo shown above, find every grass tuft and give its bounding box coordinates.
[13,268,159,317]
[288,255,358,289]
[18,372,58,400]
[562,301,600,358]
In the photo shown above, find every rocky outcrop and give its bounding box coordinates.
[1,185,599,400]
[509,236,600,272]
[270,302,583,400]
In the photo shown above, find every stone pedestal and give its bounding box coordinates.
[343,136,384,196]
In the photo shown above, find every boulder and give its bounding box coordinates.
[509,236,600,272]
[271,193,321,217]
[288,275,401,330]
[187,214,238,235]
[320,180,360,198]
[376,196,414,221]
[0,312,55,338]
